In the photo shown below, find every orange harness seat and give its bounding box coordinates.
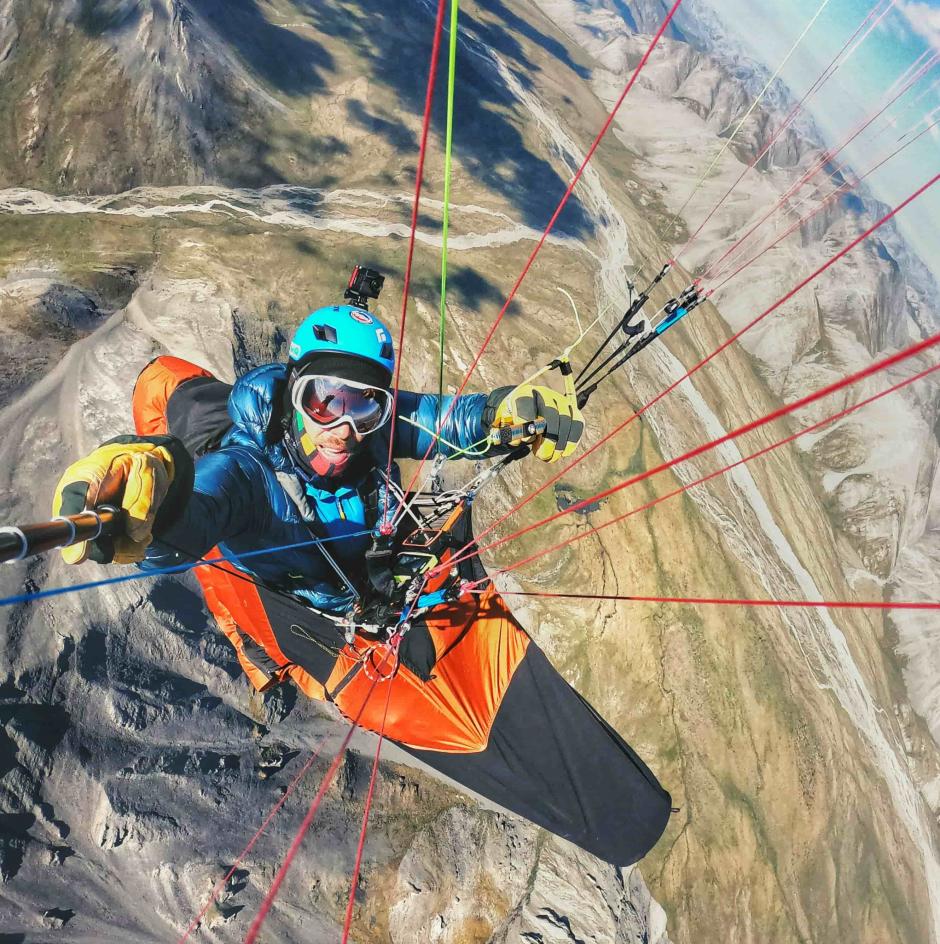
[132,355,529,753]
[130,355,672,867]
[133,356,214,435]
[193,551,529,752]
[325,589,529,752]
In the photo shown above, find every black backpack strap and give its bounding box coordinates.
[165,376,234,457]
[360,481,381,532]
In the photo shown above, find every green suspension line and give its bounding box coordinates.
[436,0,459,448]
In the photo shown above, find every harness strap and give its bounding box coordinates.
[275,471,360,600]
[326,659,366,703]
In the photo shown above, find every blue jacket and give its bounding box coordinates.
[149,364,492,612]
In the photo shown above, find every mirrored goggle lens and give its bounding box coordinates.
[299,377,389,432]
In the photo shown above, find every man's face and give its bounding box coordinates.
[301,414,365,464]
[290,371,392,476]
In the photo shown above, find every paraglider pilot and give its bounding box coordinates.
[51,267,585,620]
[37,267,673,870]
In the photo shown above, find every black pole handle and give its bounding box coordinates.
[0,507,122,564]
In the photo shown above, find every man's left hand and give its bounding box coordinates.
[485,384,584,463]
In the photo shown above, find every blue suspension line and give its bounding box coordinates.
[0,530,371,609]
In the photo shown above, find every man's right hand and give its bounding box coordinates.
[52,436,191,564]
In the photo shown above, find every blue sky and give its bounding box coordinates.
[704,0,940,276]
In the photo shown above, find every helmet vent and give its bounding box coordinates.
[312,324,338,344]
[380,341,393,361]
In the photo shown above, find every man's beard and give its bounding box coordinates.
[309,437,358,476]
[302,423,367,478]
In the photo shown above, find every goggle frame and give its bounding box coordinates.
[290,373,393,437]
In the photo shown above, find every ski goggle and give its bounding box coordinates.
[290,374,392,436]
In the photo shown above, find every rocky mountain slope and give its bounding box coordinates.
[551,0,940,804]
[1,1,939,942]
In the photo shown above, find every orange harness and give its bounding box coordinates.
[133,355,530,752]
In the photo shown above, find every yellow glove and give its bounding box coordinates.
[487,384,584,463]
[52,437,183,564]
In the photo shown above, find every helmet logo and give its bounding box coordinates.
[289,341,302,359]
[349,309,373,325]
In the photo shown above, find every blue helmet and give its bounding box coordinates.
[288,305,395,386]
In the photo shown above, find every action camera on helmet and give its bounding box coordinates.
[344,265,385,310]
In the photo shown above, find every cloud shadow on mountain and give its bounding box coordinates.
[76,0,593,237]
[77,0,333,94]
[448,265,522,314]
[191,0,335,96]
[300,0,594,240]
[607,0,639,32]
[472,0,591,80]
[396,265,523,317]
[347,101,418,153]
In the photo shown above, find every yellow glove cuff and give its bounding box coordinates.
[53,441,176,564]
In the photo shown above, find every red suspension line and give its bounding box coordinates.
[840,0,899,60]
[467,360,940,585]
[702,49,938,282]
[898,102,940,143]
[767,98,930,227]
[750,121,886,232]
[777,156,863,221]
[451,322,940,569]
[702,51,939,282]
[882,46,933,100]
[868,74,940,145]
[399,0,685,504]
[676,0,890,263]
[498,591,940,612]
[440,171,940,574]
[244,660,393,944]
[777,75,940,221]
[709,114,940,290]
[340,681,394,944]
[174,741,327,944]
[382,0,449,528]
